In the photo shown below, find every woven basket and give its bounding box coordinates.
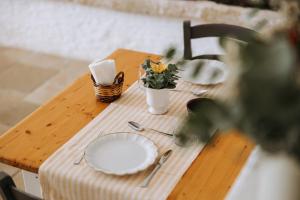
[91,72,125,103]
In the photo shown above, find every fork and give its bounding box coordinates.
[73,131,103,165]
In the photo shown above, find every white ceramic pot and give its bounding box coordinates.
[257,150,300,200]
[146,88,169,115]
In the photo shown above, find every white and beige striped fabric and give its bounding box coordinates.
[39,80,222,200]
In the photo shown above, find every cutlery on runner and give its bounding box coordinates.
[169,89,207,97]
[128,121,173,137]
[141,149,173,188]
[73,131,104,165]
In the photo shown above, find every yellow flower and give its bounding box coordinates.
[150,62,167,73]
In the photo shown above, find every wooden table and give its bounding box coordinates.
[0,49,254,200]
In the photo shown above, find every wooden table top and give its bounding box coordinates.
[0,49,254,200]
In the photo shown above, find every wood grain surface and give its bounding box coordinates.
[0,49,254,199]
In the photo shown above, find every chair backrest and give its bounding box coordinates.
[183,21,257,60]
[0,172,42,200]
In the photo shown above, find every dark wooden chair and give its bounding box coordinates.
[0,172,42,200]
[183,21,257,60]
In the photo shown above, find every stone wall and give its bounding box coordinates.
[0,0,283,61]
[64,0,282,28]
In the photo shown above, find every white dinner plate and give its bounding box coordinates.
[179,59,228,85]
[84,132,158,175]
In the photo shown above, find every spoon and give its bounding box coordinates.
[170,89,207,97]
[128,121,173,137]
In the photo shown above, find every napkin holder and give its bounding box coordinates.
[91,72,125,103]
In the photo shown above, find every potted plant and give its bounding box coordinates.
[176,0,300,199]
[141,59,179,114]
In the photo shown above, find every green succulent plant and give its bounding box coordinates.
[141,59,180,89]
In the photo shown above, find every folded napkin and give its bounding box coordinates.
[89,59,116,85]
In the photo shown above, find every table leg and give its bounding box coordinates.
[22,170,43,198]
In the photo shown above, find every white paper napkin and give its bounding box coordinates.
[89,59,116,85]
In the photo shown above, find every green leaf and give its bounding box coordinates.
[164,47,176,60]
[192,61,204,78]
[209,68,222,81]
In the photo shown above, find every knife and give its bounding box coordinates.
[141,149,173,188]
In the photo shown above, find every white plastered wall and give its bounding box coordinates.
[0,0,282,61]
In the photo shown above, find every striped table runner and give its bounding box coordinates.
[39,80,222,200]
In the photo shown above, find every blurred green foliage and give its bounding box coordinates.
[176,0,300,160]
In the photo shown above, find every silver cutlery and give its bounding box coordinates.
[169,89,207,97]
[73,131,104,165]
[128,121,173,137]
[74,151,86,165]
[141,149,173,188]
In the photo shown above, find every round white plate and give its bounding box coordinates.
[179,59,228,85]
[84,132,158,175]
